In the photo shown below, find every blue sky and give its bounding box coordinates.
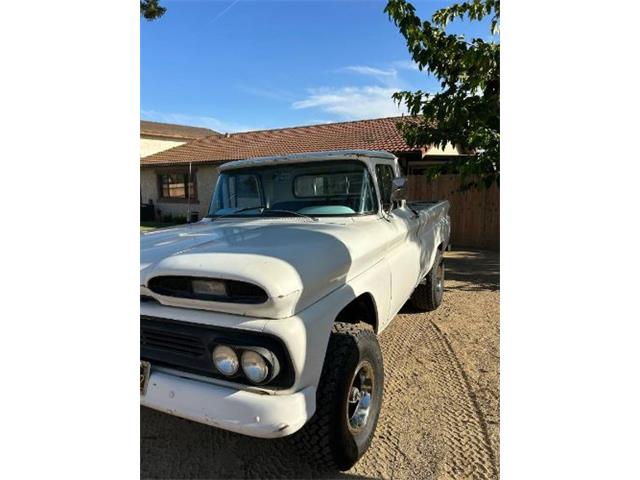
[141,0,494,133]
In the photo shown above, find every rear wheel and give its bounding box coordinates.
[293,322,384,471]
[410,250,445,311]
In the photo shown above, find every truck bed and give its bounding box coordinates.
[407,200,450,219]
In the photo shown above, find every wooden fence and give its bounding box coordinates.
[407,174,499,250]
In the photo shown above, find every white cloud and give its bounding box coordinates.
[291,62,420,120]
[291,60,437,121]
[339,65,400,87]
[306,118,342,125]
[140,110,260,133]
[343,65,396,77]
[391,60,421,72]
[292,86,406,120]
[342,65,397,78]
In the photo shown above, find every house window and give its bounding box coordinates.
[158,172,196,200]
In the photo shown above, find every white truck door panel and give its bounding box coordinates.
[383,208,422,316]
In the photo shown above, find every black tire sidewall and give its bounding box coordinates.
[332,332,384,470]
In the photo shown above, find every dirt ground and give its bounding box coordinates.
[141,249,500,479]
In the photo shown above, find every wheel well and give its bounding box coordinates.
[334,293,378,332]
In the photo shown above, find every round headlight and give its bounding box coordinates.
[212,345,239,376]
[241,350,269,384]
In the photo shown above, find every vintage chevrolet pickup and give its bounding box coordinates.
[140,150,450,470]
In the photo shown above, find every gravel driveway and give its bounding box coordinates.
[141,249,500,479]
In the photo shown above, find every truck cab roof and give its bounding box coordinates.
[218,149,398,172]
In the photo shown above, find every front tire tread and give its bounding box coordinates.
[292,322,382,471]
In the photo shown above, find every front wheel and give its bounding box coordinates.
[293,322,384,471]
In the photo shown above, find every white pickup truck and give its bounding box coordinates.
[140,150,450,470]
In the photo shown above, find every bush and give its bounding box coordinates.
[160,214,188,225]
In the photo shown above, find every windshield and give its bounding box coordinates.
[208,160,378,217]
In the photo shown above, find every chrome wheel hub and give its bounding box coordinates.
[347,361,374,433]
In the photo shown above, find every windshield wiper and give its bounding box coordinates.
[260,208,318,221]
[209,206,317,221]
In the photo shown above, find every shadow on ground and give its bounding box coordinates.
[141,406,376,479]
[444,249,499,292]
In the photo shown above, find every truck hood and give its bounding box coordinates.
[140,218,385,319]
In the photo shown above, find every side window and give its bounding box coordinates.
[375,164,395,211]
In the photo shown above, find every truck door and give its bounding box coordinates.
[374,162,422,317]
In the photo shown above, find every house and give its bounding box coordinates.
[140,116,465,222]
[140,120,219,158]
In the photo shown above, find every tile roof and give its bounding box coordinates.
[140,116,421,167]
[140,120,220,140]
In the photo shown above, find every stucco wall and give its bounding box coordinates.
[195,167,219,217]
[140,165,220,221]
[140,169,158,205]
[140,136,186,158]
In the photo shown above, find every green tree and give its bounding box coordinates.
[385,0,500,189]
[141,0,166,20]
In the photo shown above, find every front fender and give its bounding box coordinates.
[263,258,392,394]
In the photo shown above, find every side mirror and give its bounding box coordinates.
[390,176,408,202]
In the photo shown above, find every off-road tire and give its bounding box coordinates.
[292,322,384,472]
[410,250,445,311]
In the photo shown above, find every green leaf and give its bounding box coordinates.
[386,0,500,191]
